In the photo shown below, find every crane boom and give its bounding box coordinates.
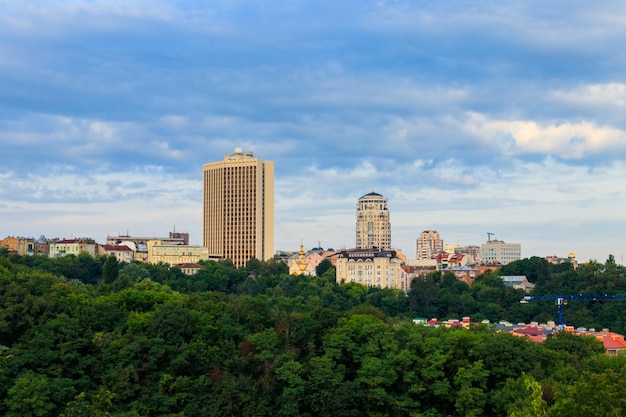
[520,293,626,330]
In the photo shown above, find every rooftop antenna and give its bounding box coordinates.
[487,232,495,242]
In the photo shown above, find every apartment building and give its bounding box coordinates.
[356,191,391,250]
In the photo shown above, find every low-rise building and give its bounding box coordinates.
[146,240,219,265]
[443,265,480,286]
[107,232,190,263]
[546,253,578,270]
[454,245,480,258]
[100,244,134,263]
[0,236,35,256]
[500,275,535,293]
[49,238,96,258]
[335,248,404,289]
[175,263,204,275]
[597,333,626,356]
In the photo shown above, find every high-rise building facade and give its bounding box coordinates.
[356,191,391,250]
[203,148,274,268]
[416,230,444,259]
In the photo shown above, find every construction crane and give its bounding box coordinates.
[520,294,626,330]
[487,232,495,242]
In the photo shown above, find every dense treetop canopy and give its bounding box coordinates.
[1,252,626,416]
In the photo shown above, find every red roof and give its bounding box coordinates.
[600,335,626,350]
[449,254,465,262]
[436,252,449,262]
[103,245,133,252]
[55,239,78,244]
[176,263,203,269]
[514,326,551,337]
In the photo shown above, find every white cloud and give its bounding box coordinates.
[550,82,626,109]
[460,112,626,159]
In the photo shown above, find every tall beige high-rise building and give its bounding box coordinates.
[356,191,391,250]
[203,148,274,268]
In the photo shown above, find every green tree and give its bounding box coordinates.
[316,259,334,277]
[118,263,150,284]
[102,256,119,284]
[507,374,548,417]
[409,274,439,318]
[61,388,113,417]
[547,368,626,417]
[5,372,56,417]
[543,331,604,362]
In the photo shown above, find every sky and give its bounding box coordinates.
[1,1,626,263]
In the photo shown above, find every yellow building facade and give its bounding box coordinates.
[203,148,274,268]
[335,248,404,289]
[146,240,218,265]
[0,236,35,255]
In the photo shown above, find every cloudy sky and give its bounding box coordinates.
[1,1,625,262]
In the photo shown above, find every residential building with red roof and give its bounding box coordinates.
[49,238,96,258]
[100,244,134,263]
[175,263,204,275]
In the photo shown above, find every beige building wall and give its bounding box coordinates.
[203,148,274,268]
[146,240,218,265]
[356,192,391,250]
[480,240,521,265]
[0,236,35,255]
[335,249,403,289]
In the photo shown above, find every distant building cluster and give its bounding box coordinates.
[1,147,579,285]
[413,316,626,356]
[0,232,218,275]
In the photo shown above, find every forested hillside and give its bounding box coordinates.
[1,250,626,416]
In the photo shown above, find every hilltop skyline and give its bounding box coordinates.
[1,1,626,262]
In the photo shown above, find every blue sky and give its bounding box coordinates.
[1,1,626,262]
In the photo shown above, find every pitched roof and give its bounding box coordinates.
[599,335,626,350]
[176,263,203,269]
[102,244,133,252]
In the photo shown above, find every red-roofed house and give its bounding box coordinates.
[436,252,449,269]
[175,263,204,275]
[596,334,626,356]
[400,265,421,292]
[448,253,470,267]
[101,244,134,263]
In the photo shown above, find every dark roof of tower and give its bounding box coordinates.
[359,191,383,199]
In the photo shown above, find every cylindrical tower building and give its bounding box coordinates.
[356,191,391,250]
